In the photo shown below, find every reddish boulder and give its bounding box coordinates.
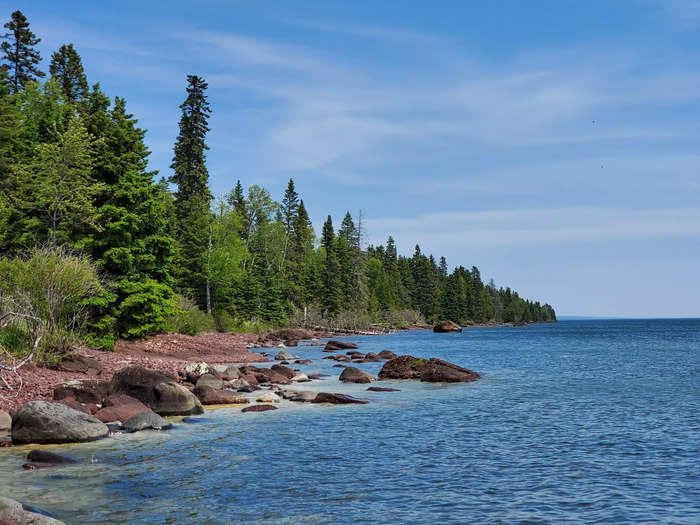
[419,358,480,382]
[242,404,278,413]
[53,379,110,405]
[93,394,149,423]
[58,354,102,375]
[270,364,296,380]
[194,386,248,405]
[433,320,462,333]
[377,355,426,380]
[55,396,98,415]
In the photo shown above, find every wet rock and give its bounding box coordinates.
[310,338,322,346]
[332,364,347,368]
[194,386,249,405]
[280,390,317,402]
[339,367,376,384]
[110,366,203,416]
[291,373,310,382]
[323,340,359,352]
[433,320,463,333]
[123,411,172,433]
[243,366,289,384]
[11,401,109,445]
[271,364,296,380]
[365,352,378,359]
[0,410,11,433]
[312,393,369,404]
[419,358,480,383]
[307,373,330,379]
[377,355,426,380]
[195,373,223,390]
[93,394,149,423]
[274,350,296,361]
[105,422,122,433]
[0,496,66,524]
[53,379,110,405]
[377,350,398,360]
[242,404,278,413]
[57,354,102,375]
[256,392,281,403]
[367,387,401,392]
[294,359,312,365]
[346,351,365,358]
[27,450,77,465]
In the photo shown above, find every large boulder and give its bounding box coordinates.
[312,393,369,404]
[280,390,317,402]
[0,410,11,434]
[57,354,102,375]
[377,355,426,380]
[11,401,109,445]
[433,320,463,333]
[270,364,296,380]
[195,373,223,390]
[220,366,240,381]
[0,496,66,525]
[194,386,248,405]
[378,355,480,383]
[242,366,289,384]
[339,366,375,384]
[110,366,203,416]
[123,411,172,433]
[93,394,150,423]
[419,358,480,382]
[377,350,398,360]
[53,379,110,405]
[323,340,359,352]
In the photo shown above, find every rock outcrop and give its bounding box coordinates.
[110,366,203,416]
[433,320,463,333]
[11,401,109,445]
[323,340,359,352]
[378,355,480,383]
[312,392,369,404]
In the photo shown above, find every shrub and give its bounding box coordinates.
[163,295,214,336]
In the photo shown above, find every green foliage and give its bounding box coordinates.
[49,43,88,104]
[1,10,44,93]
[163,296,214,336]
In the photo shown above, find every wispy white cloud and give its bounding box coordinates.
[366,207,700,248]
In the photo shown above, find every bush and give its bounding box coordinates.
[116,278,175,339]
[163,295,214,336]
[0,246,106,359]
[213,310,235,333]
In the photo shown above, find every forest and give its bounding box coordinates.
[0,10,555,356]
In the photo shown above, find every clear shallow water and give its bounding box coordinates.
[1,319,699,524]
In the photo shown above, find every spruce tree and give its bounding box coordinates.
[169,75,213,306]
[321,215,342,314]
[1,10,44,93]
[226,179,249,239]
[49,43,88,104]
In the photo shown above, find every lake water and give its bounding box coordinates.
[1,319,699,524]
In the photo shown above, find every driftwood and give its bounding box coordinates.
[0,311,42,400]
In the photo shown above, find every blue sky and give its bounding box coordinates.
[5,1,700,317]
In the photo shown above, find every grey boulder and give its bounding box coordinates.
[280,390,317,402]
[123,411,173,433]
[0,496,66,524]
[11,401,109,445]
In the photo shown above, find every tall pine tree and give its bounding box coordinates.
[169,75,213,306]
[1,10,44,93]
[49,43,88,104]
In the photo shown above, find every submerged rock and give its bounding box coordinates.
[339,367,375,384]
[0,496,66,524]
[123,411,172,433]
[312,393,369,404]
[433,320,463,333]
[323,340,359,352]
[26,450,77,465]
[11,401,109,445]
[280,390,317,402]
[242,404,278,413]
[294,359,312,365]
[110,366,203,416]
[367,387,401,392]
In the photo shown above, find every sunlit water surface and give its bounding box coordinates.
[1,319,699,524]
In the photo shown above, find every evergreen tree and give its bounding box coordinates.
[169,75,212,306]
[49,43,88,104]
[321,215,342,314]
[226,179,249,239]
[1,10,44,93]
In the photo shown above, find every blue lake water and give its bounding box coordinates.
[1,319,699,524]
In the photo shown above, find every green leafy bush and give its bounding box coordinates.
[163,295,215,336]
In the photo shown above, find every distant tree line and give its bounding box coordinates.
[0,10,555,348]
